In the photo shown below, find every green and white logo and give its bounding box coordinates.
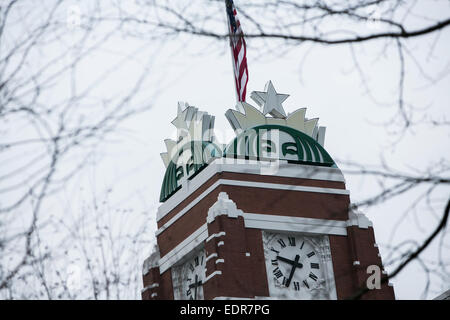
[159,81,335,202]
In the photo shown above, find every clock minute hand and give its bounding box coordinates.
[285,254,301,288]
[188,274,202,300]
[194,275,198,300]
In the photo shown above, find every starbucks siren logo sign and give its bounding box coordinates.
[159,81,336,202]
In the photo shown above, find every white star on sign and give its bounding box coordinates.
[171,102,189,141]
[250,81,289,119]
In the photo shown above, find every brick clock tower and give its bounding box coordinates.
[141,81,395,300]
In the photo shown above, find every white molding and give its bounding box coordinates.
[203,270,222,284]
[158,224,208,274]
[151,293,157,298]
[156,179,349,236]
[244,213,348,236]
[224,179,350,195]
[347,209,373,229]
[141,283,159,293]
[217,241,224,247]
[205,253,218,263]
[155,180,220,236]
[142,244,160,275]
[206,231,226,243]
[207,192,243,224]
[157,158,346,222]
[215,259,225,264]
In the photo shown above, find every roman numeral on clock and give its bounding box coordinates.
[271,259,278,266]
[273,267,283,279]
[270,247,280,254]
[307,251,315,258]
[277,238,286,248]
[311,263,320,269]
[189,263,194,272]
[293,281,300,291]
[194,256,199,266]
[288,237,296,246]
[303,279,310,289]
[309,272,318,281]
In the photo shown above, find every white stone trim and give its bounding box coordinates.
[353,261,361,266]
[157,158,346,222]
[141,283,159,293]
[347,209,373,229]
[158,224,208,274]
[156,179,349,236]
[244,213,348,236]
[151,293,157,298]
[207,192,243,224]
[205,253,218,263]
[245,252,251,257]
[203,270,222,284]
[206,231,226,243]
[142,244,160,275]
[217,241,225,247]
[155,180,221,236]
[224,179,350,195]
[215,259,225,264]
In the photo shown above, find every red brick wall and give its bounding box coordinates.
[156,172,350,256]
[147,171,394,300]
[203,215,269,299]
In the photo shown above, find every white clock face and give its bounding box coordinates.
[179,249,206,300]
[263,232,330,299]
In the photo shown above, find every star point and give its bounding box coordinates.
[250,81,289,119]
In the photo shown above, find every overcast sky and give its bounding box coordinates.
[2,0,449,299]
[101,2,449,299]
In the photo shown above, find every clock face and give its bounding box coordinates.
[174,249,206,300]
[263,232,330,299]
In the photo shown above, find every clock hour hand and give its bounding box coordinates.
[276,255,303,269]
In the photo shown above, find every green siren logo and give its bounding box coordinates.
[224,81,334,165]
[159,81,335,202]
[159,102,222,202]
[223,125,334,166]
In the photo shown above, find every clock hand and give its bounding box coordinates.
[188,274,202,300]
[285,254,301,288]
[194,274,198,300]
[277,255,303,269]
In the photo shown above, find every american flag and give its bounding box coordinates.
[225,0,248,102]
